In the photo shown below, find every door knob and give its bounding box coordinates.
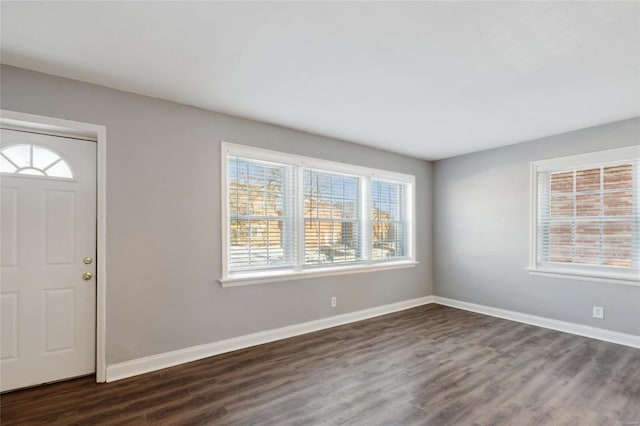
[82,272,93,281]
[83,257,93,265]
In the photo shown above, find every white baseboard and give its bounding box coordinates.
[433,296,640,349]
[106,295,434,382]
[106,294,639,382]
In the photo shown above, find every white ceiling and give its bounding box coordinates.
[1,2,638,160]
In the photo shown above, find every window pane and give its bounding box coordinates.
[574,221,600,265]
[45,160,73,178]
[548,222,572,263]
[228,156,292,271]
[550,171,573,193]
[550,194,574,217]
[2,145,30,168]
[575,168,600,192]
[304,220,359,265]
[371,180,408,260]
[604,191,632,216]
[304,171,358,220]
[0,155,17,173]
[304,169,361,265]
[33,146,60,169]
[604,164,632,190]
[576,193,600,217]
[372,222,405,261]
[574,167,601,217]
[229,219,287,269]
[603,221,632,267]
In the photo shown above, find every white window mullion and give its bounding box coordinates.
[571,169,576,264]
[221,144,230,280]
[633,160,639,270]
[599,166,604,265]
[407,181,415,260]
[295,165,305,271]
[283,164,296,268]
[362,175,371,264]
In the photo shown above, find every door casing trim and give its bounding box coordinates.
[1,109,107,383]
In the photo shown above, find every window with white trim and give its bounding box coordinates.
[530,146,639,285]
[221,143,416,286]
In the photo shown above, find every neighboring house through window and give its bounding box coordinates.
[221,142,416,286]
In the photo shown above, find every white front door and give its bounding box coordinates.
[0,129,96,392]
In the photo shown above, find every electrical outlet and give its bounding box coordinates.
[593,306,604,320]
[331,296,337,308]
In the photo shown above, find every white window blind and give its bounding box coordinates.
[222,143,416,285]
[371,179,409,261]
[536,159,639,277]
[303,169,361,265]
[228,156,294,271]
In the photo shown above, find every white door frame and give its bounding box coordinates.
[0,109,107,383]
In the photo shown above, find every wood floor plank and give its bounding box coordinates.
[1,304,638,425]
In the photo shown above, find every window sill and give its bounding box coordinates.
[220,260,419,288]
[526,267,639,287]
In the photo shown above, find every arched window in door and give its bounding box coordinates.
[0,144,74,179]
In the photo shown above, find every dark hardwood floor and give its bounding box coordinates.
[2,304,639,425]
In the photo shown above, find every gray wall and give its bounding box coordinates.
[433,118,640,336]
[2,63,637,369]
[0,65,433,364]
